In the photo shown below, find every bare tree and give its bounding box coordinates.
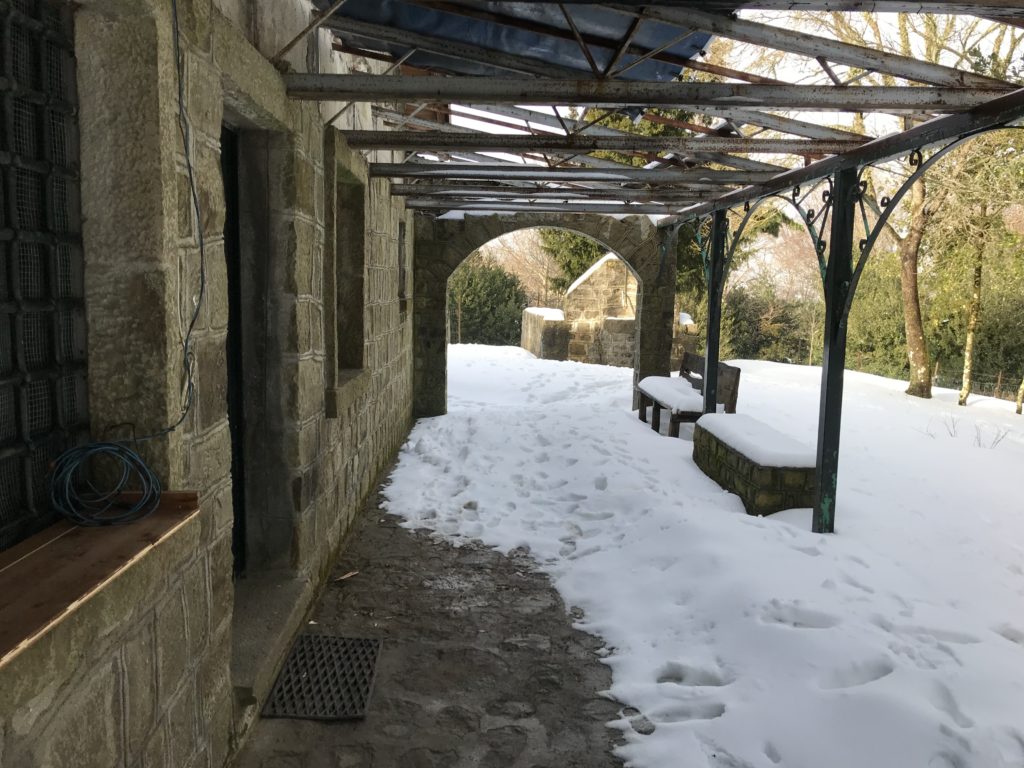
[475,230,562,308]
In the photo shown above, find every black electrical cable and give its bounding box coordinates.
[49,0,206,526]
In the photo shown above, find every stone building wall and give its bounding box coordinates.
[0,1,413,766]
[562,254,638,324]
[563,255,639,366]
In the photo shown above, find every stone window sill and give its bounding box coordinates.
[325,369,370,418]
[0,492,200,666]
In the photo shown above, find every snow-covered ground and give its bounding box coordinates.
[383,345,1024,768]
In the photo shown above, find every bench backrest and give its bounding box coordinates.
[680,351,740,414]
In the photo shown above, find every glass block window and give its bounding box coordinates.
[0,1,88,550]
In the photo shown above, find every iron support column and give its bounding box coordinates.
[814,168,857,533]
[703,210,728,414]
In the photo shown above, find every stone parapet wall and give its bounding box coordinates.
[692,424,815,516]
[521,309,569,360]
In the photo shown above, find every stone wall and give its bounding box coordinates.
[564,255,638,366]
[692,424,815,516]
[521,309,569,361]
[0,1,414,766]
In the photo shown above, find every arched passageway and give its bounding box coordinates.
[412,213,678,417]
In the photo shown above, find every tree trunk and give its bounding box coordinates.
[958,242,984,406]
[899,179,932,398]
[1016,375,1023,415]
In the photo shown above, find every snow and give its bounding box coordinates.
[567,253,623,294]
[698,413,815,468]
[637,375,705,414]
[383,346,1024,768]
[524,307,565,321]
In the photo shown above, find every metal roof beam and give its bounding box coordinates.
[697,107,867,141]
[629,5,1011,89]
[371,163,776,184]
[344,129,866,155]
[406,200,682,214]
[663,86,1024,223]
[286,76,1007,113]
[391,184,704,202]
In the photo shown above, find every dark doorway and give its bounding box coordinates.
[221,125,247,574]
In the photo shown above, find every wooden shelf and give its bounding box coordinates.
[0,491,200,666]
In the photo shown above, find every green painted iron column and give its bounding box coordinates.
[703,210,728,414]
[813,168,858,533]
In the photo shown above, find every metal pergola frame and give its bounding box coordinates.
[286,0,1024,533]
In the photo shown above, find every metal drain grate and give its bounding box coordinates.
[263,635,382,721]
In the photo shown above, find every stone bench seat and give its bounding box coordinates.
[693,414,816,516]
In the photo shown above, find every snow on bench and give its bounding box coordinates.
[693,414,816,516]
[637,376,705,414]
[636,352,740,438]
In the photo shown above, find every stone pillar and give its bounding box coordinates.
[413,220,454,417]
[631,226,678,406]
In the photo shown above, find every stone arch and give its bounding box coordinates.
[412,212,678,417]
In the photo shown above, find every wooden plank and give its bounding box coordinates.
[0,492,200,665]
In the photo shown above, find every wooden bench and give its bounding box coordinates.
[636,352,741,438]
[692,414,815,516]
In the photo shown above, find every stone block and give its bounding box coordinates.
[186,424,233,494]
[208,532,235,636]
[142,726,167,768]
[123,621,158,760]
[196,334,228,432]
[783,469,809,489]
[186,54,223,137]
[206,243,229,331]
[179,0,212,53]
[163,682,200,768]
[752,466,774,487]
[183,555,210,660]
[155,588,189,701]
[197,141,226,239]
[754,490,785,514]
[32,659,121,768]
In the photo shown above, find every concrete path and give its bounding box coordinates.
[232,486,623,768]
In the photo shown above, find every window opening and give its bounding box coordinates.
[0,1,88,550]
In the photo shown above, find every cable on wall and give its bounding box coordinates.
[49,0,207,526]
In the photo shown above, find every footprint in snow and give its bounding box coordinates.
[993,623,1024,646]
[656,661,731,687]
[593,476,608,491]
[761,600,840,630]
[819,656,894,689]
[653,700,726,723]
[929,681,974,728]
[621,708,656,736]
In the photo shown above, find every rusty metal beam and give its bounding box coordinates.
[391,184,704,202]
[370,163,777,184]
[344,129,866,155]
[406,200,683,214]
[286,76,1007,113]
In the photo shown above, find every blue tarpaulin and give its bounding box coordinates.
[322,1,712,81]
